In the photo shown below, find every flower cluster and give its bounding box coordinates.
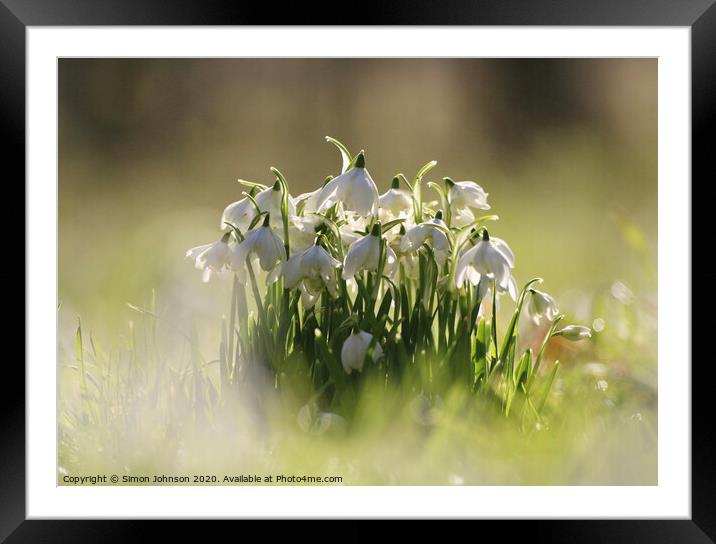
[187,137,590,400]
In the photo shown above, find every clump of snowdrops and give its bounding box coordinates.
[186,137,591,419]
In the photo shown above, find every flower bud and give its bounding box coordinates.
[554,325,592,341]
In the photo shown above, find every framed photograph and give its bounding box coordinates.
[7,0,714,538]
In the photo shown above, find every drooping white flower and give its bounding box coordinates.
[297,402,347,435]
[476,273,518,303]
[455,230,514,291]
[399,212,450,266]
[279,242,341,297]
[224,182,296,232]
[256,181,296,216]
[295,188,322,214]
[186,233,232,282]
[341,329,383,374]
[295,176,333,215]
[527,288,560,324]
[231,215,285,278]
[389,225,419,279]
[445,178,490,212]
[378,177,414,224]
[342,224,397,280]
[450,206,478,228]
[288,215,323,252]
[316,152,379,217]
[555,325,592,341]
[220,196,255,231]
[338,214,369,247]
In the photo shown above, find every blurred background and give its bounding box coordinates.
[58,58,657,485]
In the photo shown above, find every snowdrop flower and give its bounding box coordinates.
[316,151,379,217]
[554,325,592,341]
[445,178,490,212]
[297,402,347,434]
[186,233,232,283]
[226,181,296,232]
[338,214,369,247]
[256,180,296,217]
[342,224,397,280]
[220,195,255,232]
[390,225,419,279]
[295,176,333,215]
[399,211,450,266]
[231,214,285,278]
[476,274,518,303]
[288,215,323,252]
[341,329,383,374]
[450,206,478,228]
[295,188,322,214]
[455,230,514,291]
[527,288,560,324]
[280,241,341,298]
[378,177,413,224]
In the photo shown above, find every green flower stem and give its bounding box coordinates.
[525,314,564,394]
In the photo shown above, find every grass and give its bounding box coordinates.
[58,282,657,485]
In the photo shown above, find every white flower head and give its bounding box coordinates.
[295,189,321,215]
[455,230,514,291]
[445,178,490,212]
[316,152,379,217]
[378,176,414,224]
[221,181,295,232]
[555,325,592,341]
[450,206,478,228]
[399,211,450,266]
[288,214,324,252]
[220,196,255,232]
[279,241,341,297]
[476,273,518,303]
[296,175,334,215]
[231,214,285,278]
[256,181,296,225]
[342,223,397,280]
[341,328,383,374]
[527,288,560,324]
[338,214,369,247]
[186,233,232,282]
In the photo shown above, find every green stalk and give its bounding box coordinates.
[525,314,564,394]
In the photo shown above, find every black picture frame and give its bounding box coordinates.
[4,0,714,539]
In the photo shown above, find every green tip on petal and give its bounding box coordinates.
[444,177,455,188]
[481,228,490,241]
[354,151,366,169]
[370,222,382,237]
[391,176,401,189]
[323,175,333,187]
[434,210,443,220]
[272,180,281,191]
[221,232,232,243]
[262,213,271,227]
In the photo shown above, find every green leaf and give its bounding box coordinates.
[237,179,269,191]
[325,136,353,173]
[538,361,560,414]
